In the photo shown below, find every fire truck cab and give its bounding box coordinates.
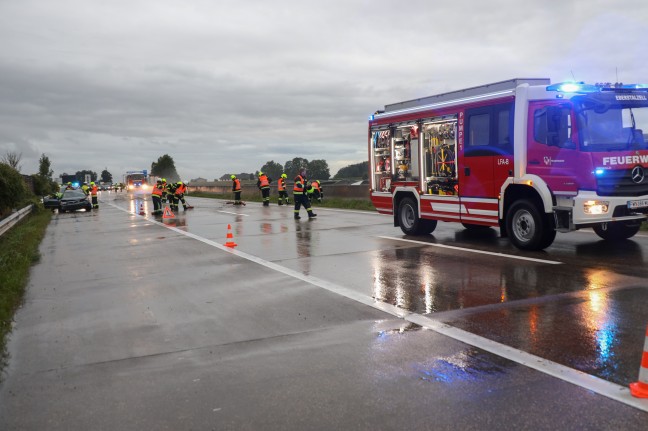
[369,78,648,250]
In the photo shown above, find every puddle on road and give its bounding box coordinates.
[418,348,509,383]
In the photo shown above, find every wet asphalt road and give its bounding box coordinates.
[1,191,648,430]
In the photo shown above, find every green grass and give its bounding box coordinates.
[189,191,376,211]
[0,206,51,372]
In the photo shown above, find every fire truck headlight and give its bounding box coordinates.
[142,184,149,190]
[583,200,609,215]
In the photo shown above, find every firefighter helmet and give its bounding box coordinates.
[258,171,263,176]
[162,178,167,183]
[231,175,236,179]
[281,173,287,178]
[90,182,95,185]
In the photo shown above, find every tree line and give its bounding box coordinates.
[217,158,368,182]
[0,152,59,217]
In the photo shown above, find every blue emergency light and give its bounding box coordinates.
[546,82,601,93]
[548,82,648,93]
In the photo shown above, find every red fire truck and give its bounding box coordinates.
[124,170,150,192]
[369,78,648,250]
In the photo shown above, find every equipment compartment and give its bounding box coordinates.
[423,119,458,195]
[372,129,392,191]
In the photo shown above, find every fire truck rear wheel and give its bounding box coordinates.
[398,197,437,235]
[506,199,554,250]
[592,222,641,241]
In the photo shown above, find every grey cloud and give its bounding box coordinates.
[2,0,648,180]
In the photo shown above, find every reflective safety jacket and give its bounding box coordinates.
[152,184,163,196]
[257,174,270,188]
[277,177,286,191]
[90,185,98,196]
[232,178,241,191]
[293,175,305,194]
[175,184,187,196]
[311,181,321,192]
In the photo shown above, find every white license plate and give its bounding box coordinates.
[628,199,648,209]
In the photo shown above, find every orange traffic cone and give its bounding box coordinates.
[138,202,145,216]
[630,325,648,398]
[224,224,237,247]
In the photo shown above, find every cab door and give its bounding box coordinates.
[458,102,514,198]
[526,102,580,194]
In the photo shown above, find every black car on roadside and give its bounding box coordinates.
[44,189,92,212]
[43,186,65,210]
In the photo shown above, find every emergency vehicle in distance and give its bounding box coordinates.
[124,170,150,192]
[369,78,648,250]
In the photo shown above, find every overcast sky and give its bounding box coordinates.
[2,0,647,181]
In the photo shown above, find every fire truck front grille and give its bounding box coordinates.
[596,169,648,197]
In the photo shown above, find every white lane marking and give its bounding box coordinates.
[378,236,562,265]
[108,202,646,412]
[217,211,249,216]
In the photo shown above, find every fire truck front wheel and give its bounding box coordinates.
[398,197,437,235]
[506,199,555,250]
[592,222,641,241]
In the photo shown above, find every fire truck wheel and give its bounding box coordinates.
[398,197,436,235]
[592,222,641,241]
[506,199,553,250]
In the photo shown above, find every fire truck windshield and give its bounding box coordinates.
[576,95,648,152]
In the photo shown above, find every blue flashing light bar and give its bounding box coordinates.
[546,82,601,93]
[620,84,648,89]
[548,82,648,93]
[595,168,605,176]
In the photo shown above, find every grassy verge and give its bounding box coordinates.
[189,191,376,211]
[0,206,51,371]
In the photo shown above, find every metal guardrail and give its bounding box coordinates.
[0,204,34,238]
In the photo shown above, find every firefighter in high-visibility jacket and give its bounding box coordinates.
[160,178,169,204]
[257,172,272,206]
[231,175,242,205]
[166,181,177,207]
[151,179,164,215]
[277,173,290,206]
[89,181,99,209]
[293,169,316,219]
[174,181,188,211]
[306,180,323,203]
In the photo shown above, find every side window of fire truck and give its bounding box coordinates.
[533,105,575,149]
[465,103,513,156]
